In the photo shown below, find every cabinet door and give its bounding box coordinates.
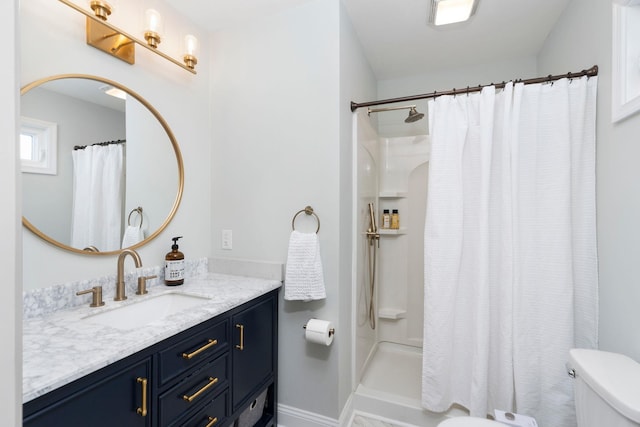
[24,358,152,427]
[231,296,275,411]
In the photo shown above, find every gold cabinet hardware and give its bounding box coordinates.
[182,377,219,402]
[235,324,245,350]
[182,339,218,360]
[136,377,148,417]
[205,416,218,427]
[75,286,105,307]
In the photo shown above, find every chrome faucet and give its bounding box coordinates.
[115,248,142,301]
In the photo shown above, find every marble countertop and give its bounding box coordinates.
[23,272,282,403]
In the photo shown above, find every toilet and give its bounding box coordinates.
[437,348,640,427]
[569,348,640,427]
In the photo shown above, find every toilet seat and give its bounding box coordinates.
[438,417,504,426]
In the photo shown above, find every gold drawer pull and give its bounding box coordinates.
[205,416,218,427]
[182,377,219,402]
[136,377,148,417]
[182,339,218,360]
[235,324,244,350]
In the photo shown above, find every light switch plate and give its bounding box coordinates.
[221,229,232,250]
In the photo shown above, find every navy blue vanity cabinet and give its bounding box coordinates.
[231,293,277,425]
[23,357,152,427]
[23,288,279,427]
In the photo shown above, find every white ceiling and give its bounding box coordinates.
[164,0,572,80]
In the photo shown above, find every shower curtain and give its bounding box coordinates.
[70,143,124,251]
[422,76,598,427]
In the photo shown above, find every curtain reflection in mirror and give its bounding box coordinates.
[70,141,124,251]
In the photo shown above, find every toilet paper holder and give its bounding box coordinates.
[303,323,335,337]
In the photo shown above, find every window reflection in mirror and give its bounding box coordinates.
[20,116,57,175]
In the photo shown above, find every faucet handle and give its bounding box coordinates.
[76,286,105,307]
[136,275,157,295]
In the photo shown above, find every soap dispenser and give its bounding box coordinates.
[165,236,185,286]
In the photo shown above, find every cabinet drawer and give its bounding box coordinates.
[159,355,229,426]
[174,390,228,427]
[159,319,228,386]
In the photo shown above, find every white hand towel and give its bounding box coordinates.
[284,230,326,301]
[121,225,144,249]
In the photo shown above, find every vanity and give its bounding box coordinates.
[23,271,281,427]
[20,70,282,426]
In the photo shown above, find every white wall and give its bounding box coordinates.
[125,96,178,243]
[210,1,342,417]
[21,0,212,290]
[1,0,21,425]
[538,0,640,361]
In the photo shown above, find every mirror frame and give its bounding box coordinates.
[21,74,184,255]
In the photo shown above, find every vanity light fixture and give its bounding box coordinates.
[58,0,197,74]
[428,0,479,26]
[144,9,162,49]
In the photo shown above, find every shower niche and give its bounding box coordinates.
[376,135,429,348]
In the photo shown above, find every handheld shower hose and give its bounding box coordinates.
[366,203,380,329]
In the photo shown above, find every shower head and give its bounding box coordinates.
[367,104,425,124]
[405,107,425,123]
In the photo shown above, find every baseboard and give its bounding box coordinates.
[277,403,339,427]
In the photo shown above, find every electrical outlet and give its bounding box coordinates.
[221,229,232,250]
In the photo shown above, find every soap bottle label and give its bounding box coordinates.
[382,212,390,229]
[165,260,185,282]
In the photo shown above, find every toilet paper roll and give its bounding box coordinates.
[304,319,334,346]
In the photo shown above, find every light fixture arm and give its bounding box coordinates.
[58,0,197,74]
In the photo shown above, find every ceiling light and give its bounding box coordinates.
[100,85,127,100]
[429,0,478,26]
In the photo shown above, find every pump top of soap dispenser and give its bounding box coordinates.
[171,236,182,251]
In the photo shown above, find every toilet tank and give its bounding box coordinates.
[569,349,640,427]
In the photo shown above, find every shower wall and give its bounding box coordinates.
[353,107,430,385]
[377,136,429,348]
[353,109,379,385]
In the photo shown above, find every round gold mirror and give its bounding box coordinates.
[21,74,184,255]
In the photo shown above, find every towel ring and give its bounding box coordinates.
[291,205,320,234]
[128,207,143,228]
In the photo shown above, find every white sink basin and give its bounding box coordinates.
[83,292,212,331]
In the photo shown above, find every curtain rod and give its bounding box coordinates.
[350,65,598,112]
[74,139,126,151]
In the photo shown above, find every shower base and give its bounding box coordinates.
[352,342,458,427]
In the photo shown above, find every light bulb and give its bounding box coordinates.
[145,9,162,33]
[144,9,162,48]
[183,35,198,70]
[184,35,198,56]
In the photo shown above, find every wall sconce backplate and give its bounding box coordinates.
[86,18,135,64]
